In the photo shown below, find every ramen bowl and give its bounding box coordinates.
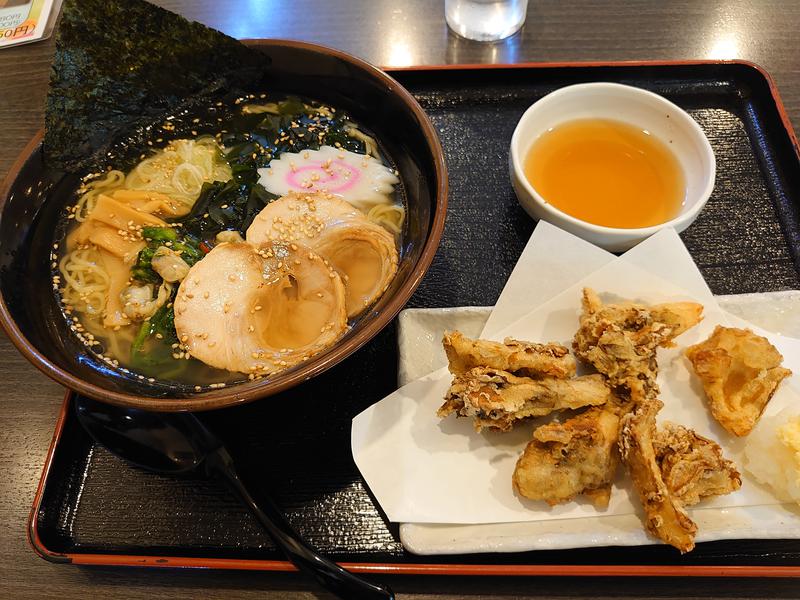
[0,39,447,411]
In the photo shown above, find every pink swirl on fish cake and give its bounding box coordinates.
[285,159,362,193]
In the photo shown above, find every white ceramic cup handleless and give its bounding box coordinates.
[509,82,716,252]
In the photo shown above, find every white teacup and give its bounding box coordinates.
[509,82,716,252]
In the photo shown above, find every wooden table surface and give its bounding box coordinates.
[3,1,800,598]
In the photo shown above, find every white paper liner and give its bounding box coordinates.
[351,222,800,552]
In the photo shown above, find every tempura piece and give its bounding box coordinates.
[513,406,621,508]
[685,326,792,436]
[438,368,610,432]
[443,331,575,379]
[619,399,698,553]
[654,422,741,506]
[573,288,703,398]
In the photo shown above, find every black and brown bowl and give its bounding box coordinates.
[0,39,447,411]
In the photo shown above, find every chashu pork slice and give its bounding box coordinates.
[246,192,398,318]
[174,241,347,376]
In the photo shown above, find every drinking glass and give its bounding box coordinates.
[445,0,528,42]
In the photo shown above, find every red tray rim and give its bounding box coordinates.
[27,58,800,577]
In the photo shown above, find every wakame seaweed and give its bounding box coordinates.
[225,139,270,185]
[182,180,279,243]
[45,0,268,173]
[221,98,368,161]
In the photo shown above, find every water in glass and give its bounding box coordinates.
[445,0,528,41]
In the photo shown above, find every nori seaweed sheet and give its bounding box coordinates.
[44,0,268,173]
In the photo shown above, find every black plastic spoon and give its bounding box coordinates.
[74,395,394,600]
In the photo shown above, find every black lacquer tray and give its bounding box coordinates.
[29,61,800,576]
